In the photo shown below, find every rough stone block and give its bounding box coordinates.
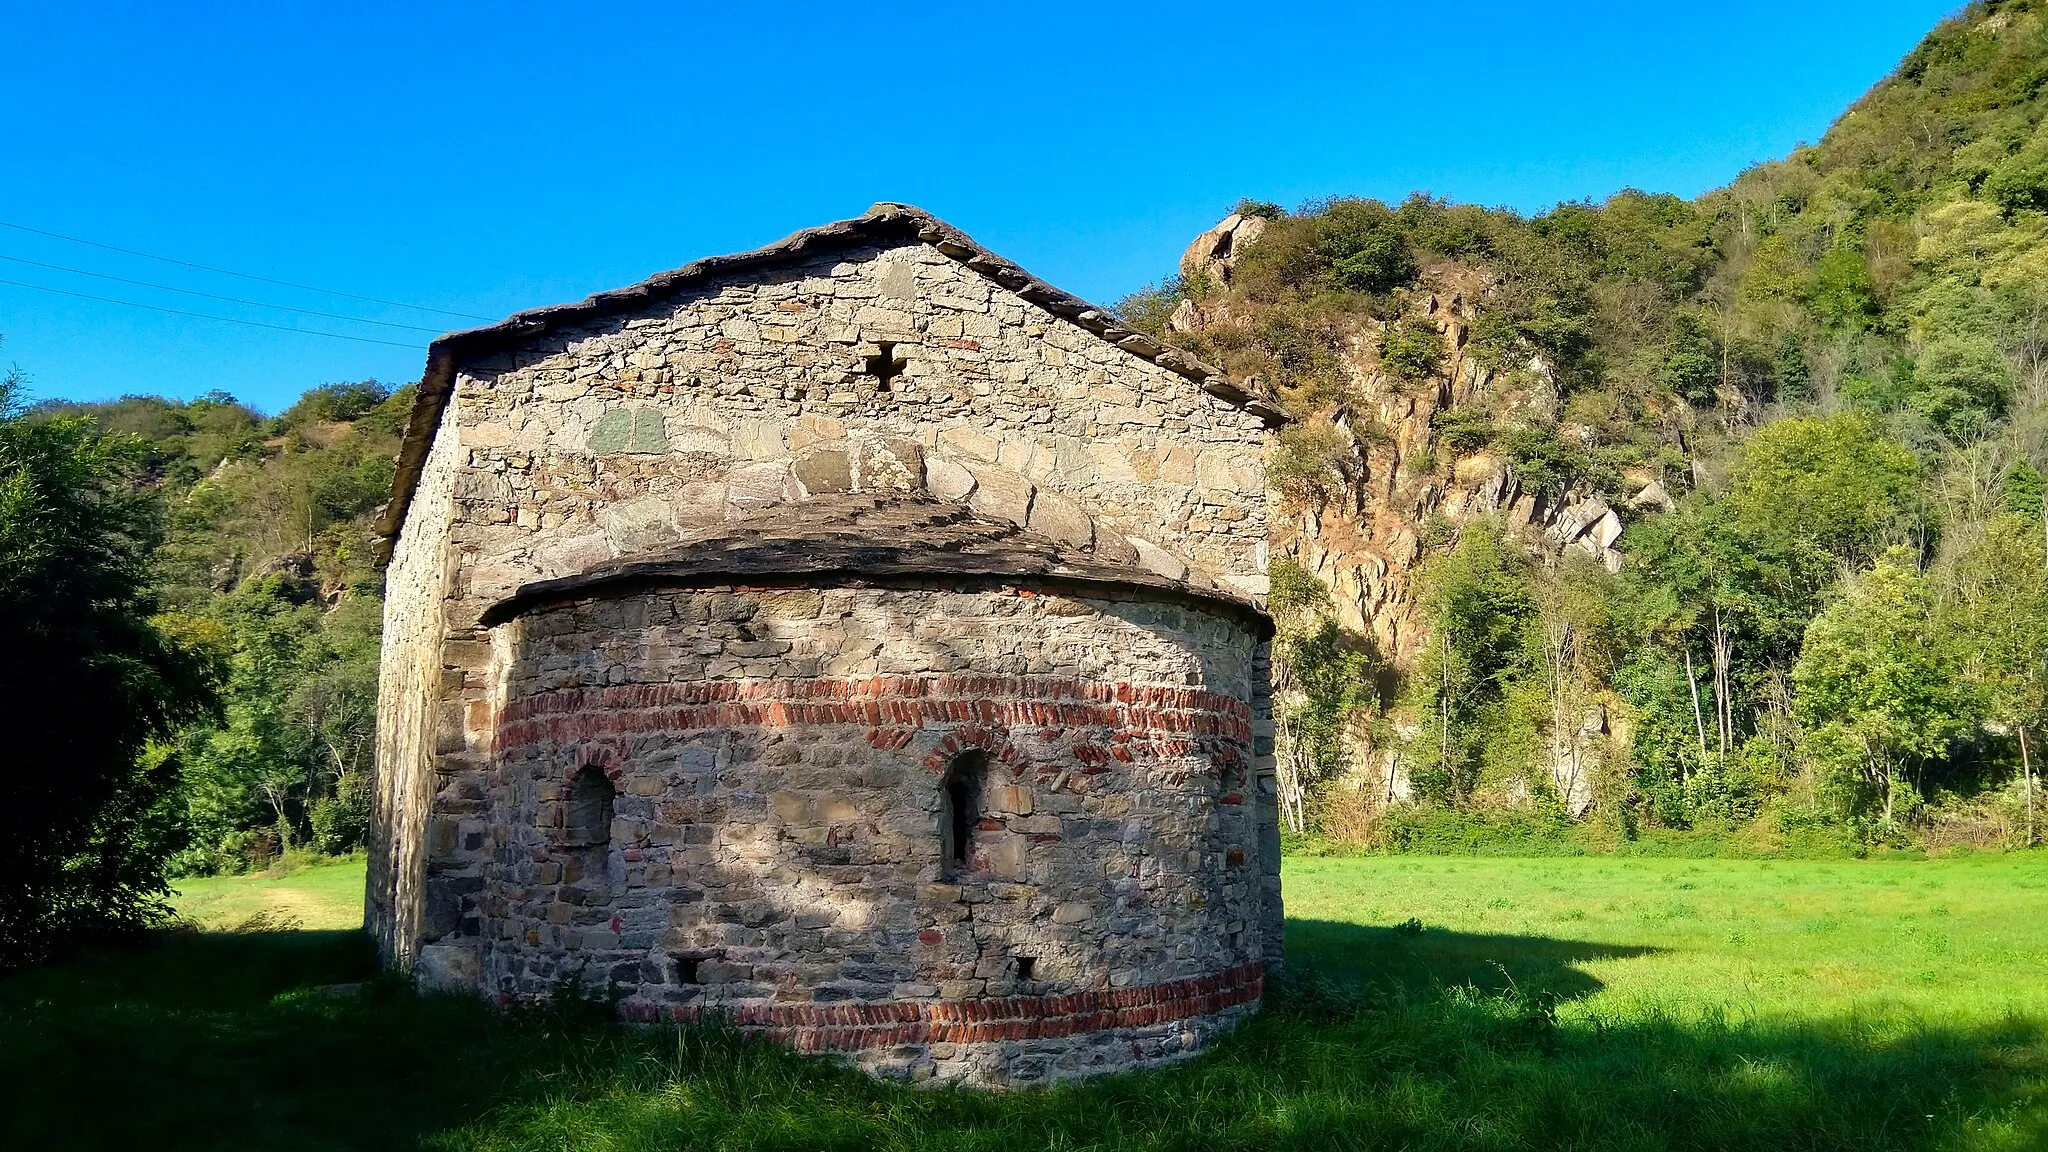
[1025,489,1093,550]
[965,464,1033,527]
[925,457,976,502]
[605,495,678,553]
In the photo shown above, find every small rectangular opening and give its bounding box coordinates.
[1014,956,1036,981]
[677,957,702,984]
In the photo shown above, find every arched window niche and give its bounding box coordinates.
[938,750,989,879]
[564,764,616,848]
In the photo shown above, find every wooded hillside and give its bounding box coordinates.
[1120,0,2048,849]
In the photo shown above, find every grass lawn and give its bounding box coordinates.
[171,855,370,932]
[0,854,2041,1151]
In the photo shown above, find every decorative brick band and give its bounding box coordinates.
[622,961,1264,1052]
[497,674,1254,751]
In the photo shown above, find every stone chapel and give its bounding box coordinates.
[367,203,1284,1084]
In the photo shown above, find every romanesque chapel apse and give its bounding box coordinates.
[368,204,1284,1084]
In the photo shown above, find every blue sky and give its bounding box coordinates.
[2,0,1960,413]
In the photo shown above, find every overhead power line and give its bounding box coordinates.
[0,253,447,333]
[0,276,425,349]
[0,219,496,322]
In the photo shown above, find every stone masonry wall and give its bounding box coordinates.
[379,235,1280,983]
[442,238,1272,628]
[368,425,459,963]
[478,583,1269,1084]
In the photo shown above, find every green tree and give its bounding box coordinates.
[1409,527,1538,804]
[1793,560,1974,828]
[1721,412,1920,569]
[1911,335,2016,440]
[0,372,217,964]
[1268,559,1377,833]
[1949,515,2048,845]
[174,575,381,870]
[1809,244,1878,330]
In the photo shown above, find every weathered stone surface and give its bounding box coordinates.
[924,457,976,502]
[605,495,678,553]
[588,405,671,455]
[1025,488,1093,550]
[1591,509,1624,550]
[482,584,1269,1085]
[965,464,1034,528]
[1630,480,1675,511]
[416,942,480,991]
[854,436,922,493]
[1130,538,1190,583]
[725,461,800,515]
[369,207,1281,1090]
[1179,212,1269,289]
[792,448,853,495]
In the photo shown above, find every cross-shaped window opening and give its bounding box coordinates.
[866,341,903,393]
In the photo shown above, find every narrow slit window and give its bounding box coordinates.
[939,750,987,877]
[565,765,616,848]
[1014,956,1036,981]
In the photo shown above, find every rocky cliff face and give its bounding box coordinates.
[1175,215,1645,663]
[1173,215,1656,812]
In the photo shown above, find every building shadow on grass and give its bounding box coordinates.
[1283,917,1664,1003]
[4,923,2045,1151]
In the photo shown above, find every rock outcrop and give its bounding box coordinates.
[1170,212,1639,809]
[1179,212,1270,289]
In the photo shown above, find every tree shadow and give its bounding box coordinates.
[1284,916,1664,1003]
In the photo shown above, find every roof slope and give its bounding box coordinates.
[376,203,1283,557]
[478,494,1270,632]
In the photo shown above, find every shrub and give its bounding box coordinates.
[1379,317,1446,383]
[1495,427,1592,498]
[1433,407,1496,453]
[1267,421,1353,511]
[310,777,371,856]
[1112,281,1184,339]
[1313,199,1419,294]
[1661,311,1722,405]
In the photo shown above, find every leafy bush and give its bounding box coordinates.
[1433,407,1496,453]
[1267,420,1353,510]
[1111,281,1184,339]
[274,380,393,430]
[1379,316,1446,383]
[1313,199,1419,294]
[1495,427,1593,498]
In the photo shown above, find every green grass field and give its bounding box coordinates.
[1,854,2043,1151]
[170,854,372,932]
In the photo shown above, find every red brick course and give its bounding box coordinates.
[620,961,1264,1052]
[497,674,1255,759]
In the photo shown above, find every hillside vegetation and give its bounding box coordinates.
[20,382,407,879]
[1122,0,2048,850]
